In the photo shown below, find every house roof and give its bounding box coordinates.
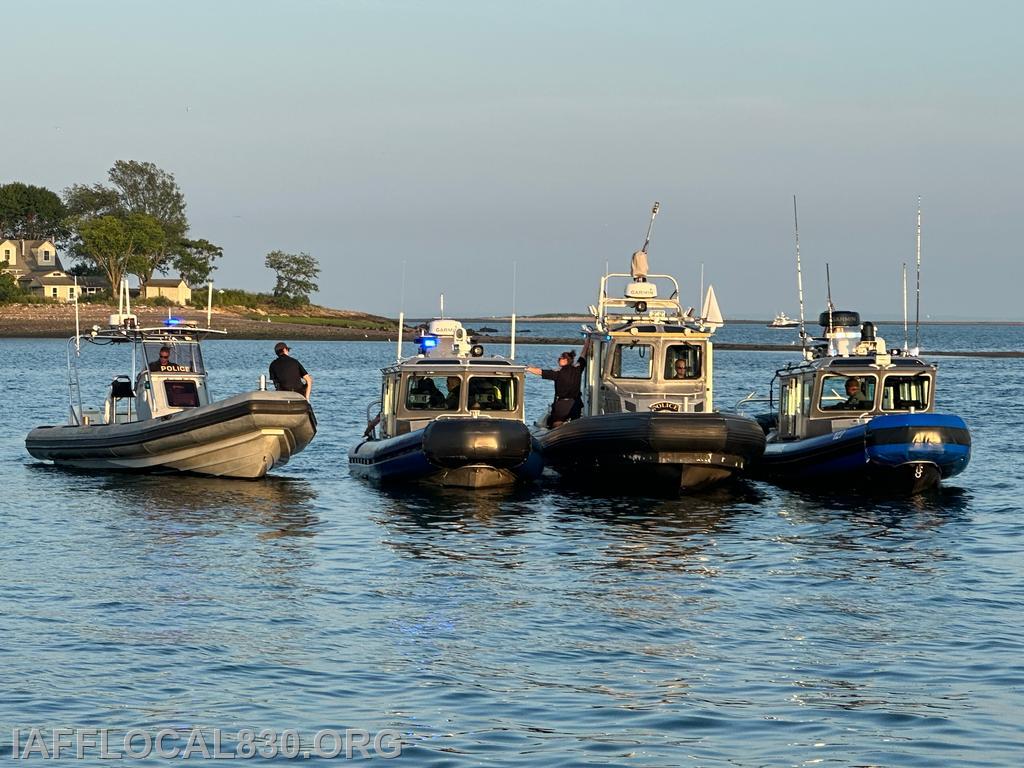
[146,278,189,288]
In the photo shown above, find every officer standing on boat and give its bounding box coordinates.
[527,337,591,427]
[269,342,313,399]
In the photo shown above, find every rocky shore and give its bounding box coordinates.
[0,303,398,341]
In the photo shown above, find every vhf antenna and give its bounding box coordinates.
[793,195,807,346]
[641,201,660,253]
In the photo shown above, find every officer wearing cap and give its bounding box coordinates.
[269,342,313,399]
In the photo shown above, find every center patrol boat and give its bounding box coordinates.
[536,203,766,492]
[349,318,542,488]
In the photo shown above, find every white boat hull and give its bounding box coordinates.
[26,391,316,479]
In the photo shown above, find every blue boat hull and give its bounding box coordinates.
[349,418,543,488]
[756,413,971,494]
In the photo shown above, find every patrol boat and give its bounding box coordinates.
[537,204,766,492]
[26,303,316,479]
[348,318,542,488]
[746,310,971,494]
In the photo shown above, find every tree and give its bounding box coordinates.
[63,161,189,285]
[173,238,223,286]
[76,213,165,294]
[0,182,68,242]
[264,250,320,306]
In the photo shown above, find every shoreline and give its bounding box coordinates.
[1,304,1021,356]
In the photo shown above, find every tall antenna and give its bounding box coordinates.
[915,197,922,351]
[699,262,704,316]
[641,201,660,253]
[440,292,445,319]
[206,281,213,327]
[825,262,834,328]
[396,260,407,361]
[793,195,807,344]
[510,261,518,361]
[902,262,909,352]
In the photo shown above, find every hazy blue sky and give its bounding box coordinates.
[3,0,1022,319]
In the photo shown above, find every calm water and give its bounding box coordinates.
[1,324,1021,766]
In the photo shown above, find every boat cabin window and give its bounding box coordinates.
[467,376,516,411]
[664,344,702,380]
[165,380,200,408]
[611,343,653,379]
[144,342,203,374]
[819,374,876,411]
[405,375,454,411]
[881,374,931,411]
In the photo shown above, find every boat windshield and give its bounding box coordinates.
[664,344,702,380]
[611,343,654,379]
[819,374,876,411]
[467,376,516,411]
[881,374,931,411]
[405,375,458,411]
[143,341,205,375]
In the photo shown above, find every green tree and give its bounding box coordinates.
[63,160,190,285]
[264,250,320,306]
[0,182,68,241]
[173,238,223,286]
[76,213,165,294]
[0,271,25,302]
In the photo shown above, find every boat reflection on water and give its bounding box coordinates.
[31,463,321,540]
[777,483,971,531]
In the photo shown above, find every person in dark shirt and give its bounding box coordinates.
[149,346,173,372]
[269,342,313,399]
[527,337,591,427]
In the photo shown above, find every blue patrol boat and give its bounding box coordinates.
[349,318,543,488]
[747,310,971,494]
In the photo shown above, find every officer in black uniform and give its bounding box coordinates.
[269,342,313,399]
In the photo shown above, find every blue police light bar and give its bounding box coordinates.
[163,317,184,326]
[415,334,439,352]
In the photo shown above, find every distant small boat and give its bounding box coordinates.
[767,312,800,328]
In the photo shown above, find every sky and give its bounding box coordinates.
[2,0,1022,320]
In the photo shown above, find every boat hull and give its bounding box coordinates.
[26,391,316,479]
[538,412,766,492]
[755,413,971,494]
[349,418,543,488]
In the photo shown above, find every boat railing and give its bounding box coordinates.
[734,391,772,412]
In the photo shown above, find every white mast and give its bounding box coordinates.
[206,281,213,326]
[915,197,922,352]
[510,261,518,361]
[902,262,909,352]
[793,195,807,346]
[396,260,407,361]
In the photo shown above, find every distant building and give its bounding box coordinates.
[0,238,95,301]
[142,277,191,306]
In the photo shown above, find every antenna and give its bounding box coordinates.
[440,292,444,320]
[699,262,704,318]
[206,281,213,327]
[825,262,834,348]
[641,201,660,254]
[396,260,407,361]
[73,276,81,354]
[510,261,518,361]
[793,195,807,345]
[915,197,922,351]
[902,262,909,352]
